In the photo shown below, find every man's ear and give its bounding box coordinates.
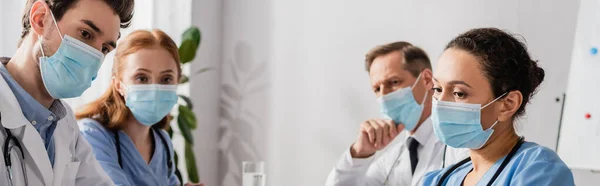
[30,1,50,37]
[497,90,523,122]
[421,68,434,89]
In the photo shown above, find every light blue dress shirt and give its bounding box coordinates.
[0,61,64,166]
[78,118,180,186]
[422,141,575,186]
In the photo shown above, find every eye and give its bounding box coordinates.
[392,80,399,85]
[374,87,380,93]
[453,91,467,99]
[432,87,442,93]
[135,75,149,83]
[80,30,93,40]
[101,45,110,54]
[161,76,174,84]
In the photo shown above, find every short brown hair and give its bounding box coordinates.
[75,30,181,131]
[20,0,134,45]
[365,41,432,77]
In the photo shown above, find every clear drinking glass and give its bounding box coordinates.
[242,161,266,186]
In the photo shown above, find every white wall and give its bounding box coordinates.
[0,0,27,56]
[214,0,599,186]
[189,0,223,186]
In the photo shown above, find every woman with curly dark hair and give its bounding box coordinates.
[422,28,574,186]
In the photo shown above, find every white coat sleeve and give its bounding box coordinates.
[74,127,116,186]
[325,146,389,186]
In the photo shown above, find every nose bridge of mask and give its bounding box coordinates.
[125,83,178,92]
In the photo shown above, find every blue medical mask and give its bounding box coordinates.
[377,73,428,131]
[124,84,178,126]
[431,93,507,149]
[39,11,104,99]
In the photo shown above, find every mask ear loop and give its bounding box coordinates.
[487,120,500,130]
[411,72,429,105]
[482,92,508,130]
[481,92,508,109]
[38,4,65,58]
[411,72,423,89]
[38,35,46,57]
[47,6,64,40]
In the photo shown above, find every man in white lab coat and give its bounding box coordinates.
[0,0,134,185]
[326,41,468,186]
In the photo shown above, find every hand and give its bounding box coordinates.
[350,119,405,158]
[184,183,204,186]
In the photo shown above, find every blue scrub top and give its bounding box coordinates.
[79,118,180,186]
[422,141,574,186]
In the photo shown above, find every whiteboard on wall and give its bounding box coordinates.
[557,0,600,171]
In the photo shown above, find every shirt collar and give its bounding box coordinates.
[406,117,433,145]
[0,59,66,124]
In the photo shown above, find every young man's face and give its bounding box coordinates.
[31,0,121,57]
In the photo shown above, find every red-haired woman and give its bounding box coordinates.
[76,29,202,186]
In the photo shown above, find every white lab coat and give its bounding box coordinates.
[0,76,114,186]
[326,119,469,186]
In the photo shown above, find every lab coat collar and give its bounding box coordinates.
[407,117,435,146]
[0,76,78,185]
[0,70,28,129]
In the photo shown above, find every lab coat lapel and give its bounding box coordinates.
[53,115,76,185]
[0,75,26,129]
[0,77,54,185]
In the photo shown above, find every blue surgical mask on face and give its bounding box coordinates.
[377,73,428,131]
[431,93,507,149]
[39,11,104,99]
[124,84,178,126]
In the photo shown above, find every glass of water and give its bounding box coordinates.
[242,161,266,186]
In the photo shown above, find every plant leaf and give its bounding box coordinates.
[182,26,201,47]
[179,95,194,109]
[179,40,198,64]
[179,74,189,84]
[179,105,198,129]
[179,27,201,64]
[185,142,200,183]
[177,112,194,144]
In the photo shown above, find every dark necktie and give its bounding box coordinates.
[407,136,420,175]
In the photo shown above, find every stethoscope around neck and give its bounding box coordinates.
[112,126,173,177]
[0,112,29,186]
[435,137,525,186]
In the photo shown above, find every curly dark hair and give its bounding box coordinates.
[446,27,545,117]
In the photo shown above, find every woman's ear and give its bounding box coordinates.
[30,1,50,36]
[112,76,125,96]
[497,90,523,122]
